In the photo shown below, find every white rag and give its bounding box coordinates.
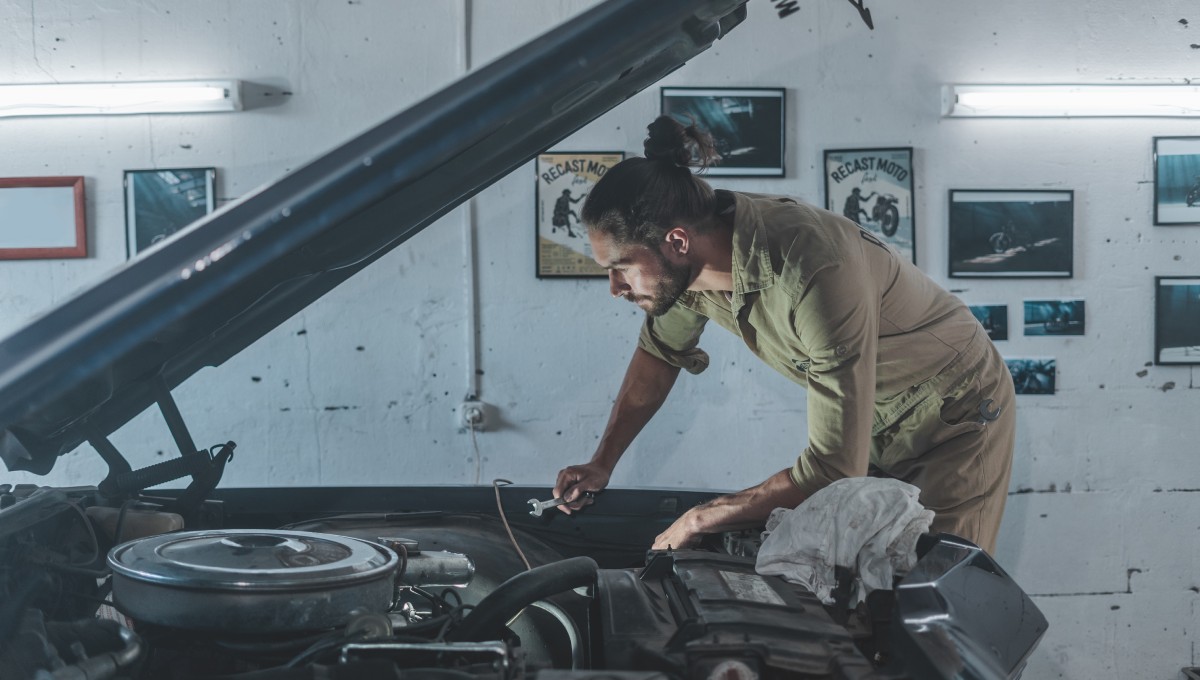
[754,477,935,604]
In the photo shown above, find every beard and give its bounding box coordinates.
[632,250,692,317]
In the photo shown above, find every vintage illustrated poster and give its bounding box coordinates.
[824,147,915,263]
[536,151,623,278]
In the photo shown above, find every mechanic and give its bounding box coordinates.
[552,116,1016,554]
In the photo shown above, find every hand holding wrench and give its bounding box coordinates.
[528,491,595,517]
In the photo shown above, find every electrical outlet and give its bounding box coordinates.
[458,400,486,430]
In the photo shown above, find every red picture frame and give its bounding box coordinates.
[0,176,87,260]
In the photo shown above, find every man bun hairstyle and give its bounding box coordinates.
[643,115,721,170]
[582,116,721,248]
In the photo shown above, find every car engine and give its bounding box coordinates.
[2,481,1033,680]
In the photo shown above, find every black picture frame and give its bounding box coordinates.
[1023,299,1085,337]
[1153,136,1200,226]
[824,147,915,263]
[1005,358,1056,395]
[660,87,786,177]
[1154,276,1200,365]
[948,189,1074,278]
[535,151,624,278]
[124,168,216,258]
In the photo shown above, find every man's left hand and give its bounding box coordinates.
[652,510,702,550]
[648,469,808,551]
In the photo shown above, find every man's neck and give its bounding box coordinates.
[686,214,735,293]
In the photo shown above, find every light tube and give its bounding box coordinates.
[943,84,1200,117]
[0,80,242,118]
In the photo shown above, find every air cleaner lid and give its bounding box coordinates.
[107,529,398,591]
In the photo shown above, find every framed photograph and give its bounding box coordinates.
[0,176,86,260]
[968,304,1008,342]
[824,147,915,263]
[1155,277,1200,365]
[661,87,785,177]
[124,168,216,258]
[1024,299,1085,336]
[1005,358,1056,396]
[1153,137,1200,225]
[535,151,623,278]
[948,189,1074,278]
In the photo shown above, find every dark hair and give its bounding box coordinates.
[582,116,721,247]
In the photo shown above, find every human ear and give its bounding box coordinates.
[663,227,689,256]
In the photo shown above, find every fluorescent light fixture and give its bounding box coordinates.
[943,84,1200,117]
[0,80,242,118]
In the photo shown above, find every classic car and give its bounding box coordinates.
[0,1,1046,678]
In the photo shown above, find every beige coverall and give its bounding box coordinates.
[637,191,1016,553]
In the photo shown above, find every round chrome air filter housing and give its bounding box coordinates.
[108,529,399,633]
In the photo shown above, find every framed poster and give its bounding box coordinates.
[124,167,216,258]
[948,189,1074,278]
[1005,358,1056,395]
[535,151,623,278]
[1023,299,1085,336]
[1155,277,1200,365]
[1153,137,1200,225]
[0,176,86,260]
[824,147,915,263]
[660,87,785,177]
[968,304,1008,342]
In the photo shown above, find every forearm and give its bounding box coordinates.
[591,347,680,471]
[682,469,808,535]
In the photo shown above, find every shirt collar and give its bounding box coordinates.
[724,190,777,310]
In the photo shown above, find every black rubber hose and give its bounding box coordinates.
[445,556,598,642]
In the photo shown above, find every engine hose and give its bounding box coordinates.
[445,556,597,642]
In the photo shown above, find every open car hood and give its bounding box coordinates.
[0,0,748,475]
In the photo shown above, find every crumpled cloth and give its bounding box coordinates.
[754,477,935,604]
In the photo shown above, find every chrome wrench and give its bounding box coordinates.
[527,491,594,517]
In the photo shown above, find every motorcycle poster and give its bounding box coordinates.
[535,151,623,278]
[1004,358,1056,396]
[947,189,1074,279]
[661,87,786,177]
[968,304,1009,342]
[1153,136,1200,226]
[824,147,915,263]
[1154,277,1200,365]
[1023,299,1085,337]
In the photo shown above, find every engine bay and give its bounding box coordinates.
[0,482,1017,680]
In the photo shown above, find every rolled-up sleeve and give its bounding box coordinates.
[636,302,711,375]
[788,258,880,498]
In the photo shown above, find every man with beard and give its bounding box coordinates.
[552,116,1016,554]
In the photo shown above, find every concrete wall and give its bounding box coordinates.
[2,1,1198,677]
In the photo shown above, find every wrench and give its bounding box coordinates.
[527,492,594,517]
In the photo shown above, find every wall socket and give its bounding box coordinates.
[458,400,487,430]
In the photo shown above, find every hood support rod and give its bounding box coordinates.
[153,377,198,458]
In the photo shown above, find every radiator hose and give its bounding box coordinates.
[446,556,598,642]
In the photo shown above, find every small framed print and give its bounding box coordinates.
[1005,358,1056,396]
[1153,137,1200,225]
[948,189,1074,278]
[824,147,915,263]
[535,151,623,278]
[124,167,216,258]
[1154,277,1200,365]
[1024,299,1085,336]
[660,87,785,177]
[0,176,86,260]
[968,304,1008,342]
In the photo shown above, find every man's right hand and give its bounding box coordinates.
[553,462,610,514]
